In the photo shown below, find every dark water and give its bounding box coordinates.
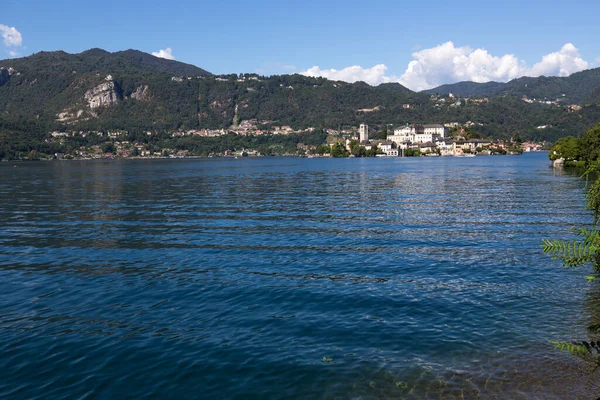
[0,153,597,399]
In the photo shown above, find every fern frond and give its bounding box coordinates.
[542,239,599,268]
[573,227,600,244]
[552,341,590,357]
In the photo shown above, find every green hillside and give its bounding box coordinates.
[422,81,505,98]
[2,48,600,159]
[424,68,600,104]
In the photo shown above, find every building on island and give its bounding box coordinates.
[423,124,448,138]
[388,123,447,148]
[359,124,369,143]
[366,140,398,156]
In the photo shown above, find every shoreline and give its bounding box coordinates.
[1,151,541,163]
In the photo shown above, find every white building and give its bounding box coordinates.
[388,124,443,145]
[359,124,369,143]
[414,131,438,144]
[377,140,398,156]
[393,124,416,138]
[423,124,448,138]
[436,138,455,156]
[388,124,416,145]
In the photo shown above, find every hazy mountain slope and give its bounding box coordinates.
[423,68,600,104]
[423,81,505,97]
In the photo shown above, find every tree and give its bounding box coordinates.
[372,129,387,140]
[464,128,481,140]
[315,144,330,155]
[579,124,600,166]
[349,140,367,157]
[543,123,600,390]
[549,136,579,161]
[330,142,348,158]
[27,150,38,160]
[512,133,523,144]
[101,143,115,154]
[366,146,379,157]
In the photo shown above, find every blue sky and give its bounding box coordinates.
[2,0,600,90]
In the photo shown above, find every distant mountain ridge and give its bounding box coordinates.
[422,81,505,98]
[423,68,600,104]
[2,48,600,148]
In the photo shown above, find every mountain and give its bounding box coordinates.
[112,49,210,77]
[587,87,600,104]
[377,82,414,95]
[2,48,600,156]
[422,81,505,98]
[0,49,431,135]
[0,49,212,132]
[423,68,600,104]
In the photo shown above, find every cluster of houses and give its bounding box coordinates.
[176,119,317,137]
[352,123,524,157]
[47,119,541,159]
[50,130,127,139]
[49,119,317,141]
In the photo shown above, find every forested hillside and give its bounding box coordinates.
[424,68,600,104]
[2,48,600,155]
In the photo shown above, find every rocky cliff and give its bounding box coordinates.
[130,85,150,101]
[84,77,121,109]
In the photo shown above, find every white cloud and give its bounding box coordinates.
[399,42,525,90]
[0,24,22,47]
[301,42,592,91]
[152,47,175,60]
[0,24,23,57]
[301,64,395,86]
[530,43,588,77]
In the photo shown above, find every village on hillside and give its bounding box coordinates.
[44,118,544,160]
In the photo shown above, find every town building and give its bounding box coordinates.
[388,123,446,146]
[419,142,436,154]
[359,124,369,142]
[368,140,398,156]
[423,124,448,138]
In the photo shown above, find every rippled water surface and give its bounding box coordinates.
[0,153,597,398]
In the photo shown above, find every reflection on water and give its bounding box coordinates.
[0,154,597,398]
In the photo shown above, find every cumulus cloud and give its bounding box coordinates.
[530,43,588,77]
[399,42,526,90]
[0,24,22,47]
[301,42,591,91]
[152,47,175,60]
[0,24,23,57]
[301,64,395,86]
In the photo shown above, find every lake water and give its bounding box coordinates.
[0,153,597,398]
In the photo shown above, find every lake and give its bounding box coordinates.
[0,153,596,398]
